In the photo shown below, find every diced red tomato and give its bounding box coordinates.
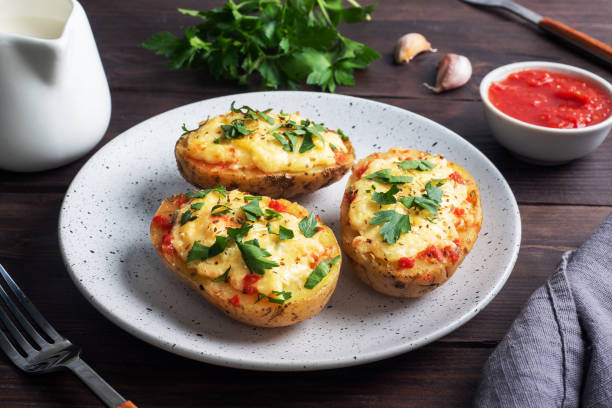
[153,215,173,230]
[398,257,415,268]
[453,238,461,247]
[355,163,369,178]
[454,207,466,217]
[449,251,460,264]
[243,274,261,295]
[419,245,444,262]
[161,232,174,255]
[177,194,189,206]
[449,171,464,184]
[268,200,287,213]
[424,273,431,281]
[229,294,240,307]
[334,150,349,164]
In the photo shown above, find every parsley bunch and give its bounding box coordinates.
[142,0,379,92]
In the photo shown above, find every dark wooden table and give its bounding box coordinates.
[1,0,611,406]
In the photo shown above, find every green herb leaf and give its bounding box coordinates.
[337,128,349,141]
[185,185,227,199]
[304,255,340,289]
[180,209,198,225]
[143,1,380,92]
[329,142,337,151]
[186,236,228,263]
[413,197,439,216]
[370,210,411,245]
[364,169,413,184]
[299,133,315,153]
[237,239,279,275]
[264,208,282,220]
[299,212,319,237]
[241,197,264,221]
[397,159,435,171]
[227,222,252,243]
[211,204,231,215]
[371,184,399,205]
[212,266,231,282]
[267,223,294,240]
[268,290,292,304]
[424,180,444,203]
[190,202,204,211]
[181,123,198,135]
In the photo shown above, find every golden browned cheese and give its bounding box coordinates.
[340,148,482,298]
[151,188,342,327]
[174,109,355,198]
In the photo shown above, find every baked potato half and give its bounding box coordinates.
[150,186,342,327]
[175,103,355,198]
[340,148,482,297]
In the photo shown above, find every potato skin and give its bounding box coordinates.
[151,193,342,327]
[340,149,482,298]
[175,133,355,199]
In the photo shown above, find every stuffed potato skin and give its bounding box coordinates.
[340,148,482,298]
[151,189,342,327]
[175,107,355,198]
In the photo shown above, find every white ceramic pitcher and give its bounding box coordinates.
[0,0,111,172]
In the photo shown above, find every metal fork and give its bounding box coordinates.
[0,264,137,408]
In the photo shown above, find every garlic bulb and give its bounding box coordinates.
[424,53,472,93]
[394,33,436,64]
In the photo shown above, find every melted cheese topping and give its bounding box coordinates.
[182,111,347,173]
[170,190,327,295]
[348,153,476,262]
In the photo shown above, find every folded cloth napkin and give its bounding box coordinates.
[474,211,612,407]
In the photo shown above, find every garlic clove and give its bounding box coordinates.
[424,53,472,93]
[394,33,437,64]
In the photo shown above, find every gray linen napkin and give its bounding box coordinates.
[475,212,612,407]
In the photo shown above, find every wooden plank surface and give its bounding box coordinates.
[0,0,611,406]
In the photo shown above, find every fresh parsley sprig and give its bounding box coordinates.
[370,210,411,245]
[364,169,413,184]
[142,0,379,92]
[397,159,435,171]
[304,255,341,289]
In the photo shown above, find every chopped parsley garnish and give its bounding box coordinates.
[371,184,399,205]
[180,209,198,225]
[424,180,444,203]
[364,169,412,184]
[299,134,316,153]
[181,123,198,135]
[370,210,411,245]
[217,119,252,142]
[185,185,226,199]
[237,239,279,275]
[267,223,294,240]
[227,222,278,275]
[264,208,282,220]
[241,197,264,221]
[304,255,340,289]
[211,204,231,215]
[230,101,275,124]
[212,266,231,282]
[272,132,299,152]
[329,142,337,151]
[397,159,435,171]
[397,179,444,216]
[337,129,349,141]
[268,290,292,304]
[256,291,292,305]
[185,236,228,263]
[227,222,252,242]
[190,202,204,211]
[298,212,319,237]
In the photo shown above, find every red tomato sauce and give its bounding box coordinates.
[488,69,611,129]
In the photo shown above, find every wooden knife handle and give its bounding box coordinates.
[116,401,138,408]
[539,17,612,65]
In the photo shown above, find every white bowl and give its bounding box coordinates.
[480,61,612,165]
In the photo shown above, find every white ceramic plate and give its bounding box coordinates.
[59,91,520,371]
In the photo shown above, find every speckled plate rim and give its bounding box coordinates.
[59,91,521,371]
